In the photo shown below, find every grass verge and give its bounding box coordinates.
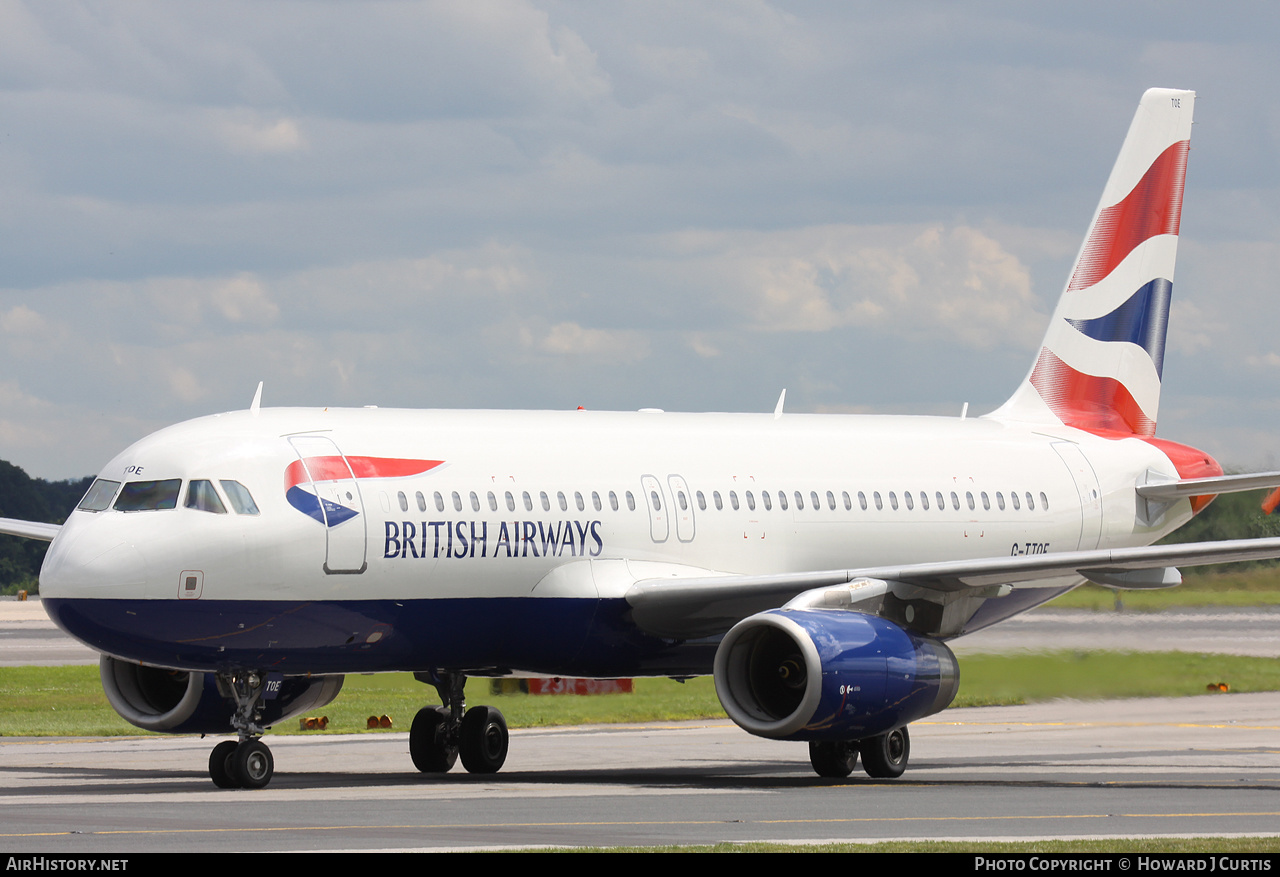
[1047,568,1280,610]
[3,649,1280,737]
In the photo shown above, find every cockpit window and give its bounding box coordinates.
[220,480,260,515]
[185,480,227,514]
[77,479,121,512]
[114,479,182,512]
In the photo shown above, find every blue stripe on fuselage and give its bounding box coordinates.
[41,596,717,677]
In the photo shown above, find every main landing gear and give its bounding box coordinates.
[410,670,510,775]
[208,670,276,789]
[808,726,910,779]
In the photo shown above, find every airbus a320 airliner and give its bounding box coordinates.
[5,87,1280,789]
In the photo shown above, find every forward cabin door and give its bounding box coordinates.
[288,435,369,574]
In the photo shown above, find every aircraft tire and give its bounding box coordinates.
[808,740,859,778]
[232,739,274,789]
[860,726,909,778]
[209,740,241,788]
[410,706,458,772]
[459,705,508,774]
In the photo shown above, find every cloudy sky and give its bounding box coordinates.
[2,1,1279,479]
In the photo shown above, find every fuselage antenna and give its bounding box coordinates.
[249,381,264,416]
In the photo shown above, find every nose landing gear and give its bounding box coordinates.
[207,670,276,789]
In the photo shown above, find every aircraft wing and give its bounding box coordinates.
[624,535,1280,639]
[0,517,61,542]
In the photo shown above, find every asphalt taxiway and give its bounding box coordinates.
[2,693,1278,852]
[2,598,1278,851]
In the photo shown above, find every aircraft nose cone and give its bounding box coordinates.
[39,521,149,599]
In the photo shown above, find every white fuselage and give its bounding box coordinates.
[38,406,1191,676]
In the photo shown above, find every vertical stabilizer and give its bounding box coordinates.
[991,88,1194,436]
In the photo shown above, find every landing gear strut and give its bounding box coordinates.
[208,669,276,789]
[410,671,509,775]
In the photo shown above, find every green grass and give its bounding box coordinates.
[950,650,1280,706]
[5,650,1280,737]
[1046,568,1280,610]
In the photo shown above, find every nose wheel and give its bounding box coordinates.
[207,669,276,789]
[209,738,275,789]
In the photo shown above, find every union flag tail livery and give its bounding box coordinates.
[994,88,1193,437]
[9,88,1280,790]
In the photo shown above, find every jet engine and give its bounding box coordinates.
[713,609,959,741]
[100,656,344,734]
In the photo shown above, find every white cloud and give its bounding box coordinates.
[214,114,305,155]
[694,224,1044,348]
[521,321,651,362]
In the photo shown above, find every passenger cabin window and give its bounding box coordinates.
[220,481,260,515]
[78,479,120,512]
[115,479,181,512]
[186,480,226,514]
[398,491,409,512]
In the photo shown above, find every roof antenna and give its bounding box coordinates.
[773,388,786,420]
[960,402,969,420]
[249,381,263,416]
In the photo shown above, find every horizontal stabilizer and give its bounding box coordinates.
[1136,470,1280,499]
[0,517,61,542]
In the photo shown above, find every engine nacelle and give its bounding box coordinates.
[100,656,345,734]
[713,609,959,741]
